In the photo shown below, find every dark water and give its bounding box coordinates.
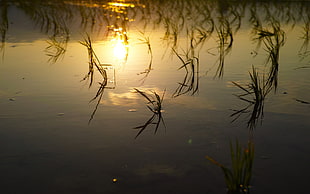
[0,0,310,193]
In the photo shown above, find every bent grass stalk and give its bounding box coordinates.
[80,34,113,124]
[79,34,106,88]
[137,30,153,83]
[172,30,199,97]
[172,48,199,97]
[214,18,233,78]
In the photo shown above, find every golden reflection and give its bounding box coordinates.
[112,37,128,60]
[104,91,139,106]
[107,0,138,14]
[108,2,135,8]
[100,88,164,107]
[64,0,137,10]
[111,27,129,61]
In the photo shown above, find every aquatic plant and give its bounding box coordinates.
[206,140,255,193]
[231,66,272,129]
[133,88,166,139]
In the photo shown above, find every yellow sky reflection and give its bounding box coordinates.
[99,87,166,108]
[105,91,139,107]
[108,2,135,8]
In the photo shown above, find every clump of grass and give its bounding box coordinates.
[231,66,272,129]
[206,140,255,193]
[133,88,166,139]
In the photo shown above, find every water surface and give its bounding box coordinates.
[0,0,310,193]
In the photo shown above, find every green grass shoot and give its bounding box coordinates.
[206,140,255,193]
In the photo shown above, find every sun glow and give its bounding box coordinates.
[111,27,129,61]
[113,39,128,60]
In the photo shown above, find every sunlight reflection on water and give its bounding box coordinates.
[0,0,310,194]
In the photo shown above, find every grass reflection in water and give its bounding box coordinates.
[133,88,166,139]
[231,66,272,130]
[45,35,68,64]
[79,34,116,124]
[253,19,286,91]
[172,29,200,97]
[1,1,310,193]
[137,30,153,84]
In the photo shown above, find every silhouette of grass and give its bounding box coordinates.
[137,30,153,83]
[80,34,116,124]
[172,30,200,97]
[253,20,286,91]
[79,34,106,88]
[214,18,233,78]
[231,66,272,129]
[133,88,166,139]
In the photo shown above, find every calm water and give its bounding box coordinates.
[0,0,310,193]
